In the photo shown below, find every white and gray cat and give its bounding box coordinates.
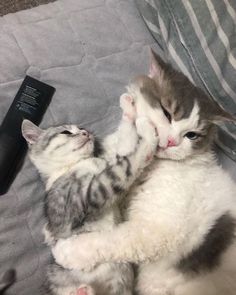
[53,50,236,295]
[22,94,159,295]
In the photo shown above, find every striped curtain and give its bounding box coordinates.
[136,0,236,161]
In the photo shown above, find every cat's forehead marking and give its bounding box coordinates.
[36,126,68,151]
[172,100,195,121]
[172,101,200,133]
[128,75,160,108]
[163,84,195,121]
[40,130,60,150]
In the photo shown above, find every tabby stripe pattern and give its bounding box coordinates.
[45,144,142,238]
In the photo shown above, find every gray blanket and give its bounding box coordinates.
[0,1,235,294]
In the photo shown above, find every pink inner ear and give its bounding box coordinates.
[148,61,162,79]
[24,131,40,144]
[148,63,157,78]
[25,134,35,144]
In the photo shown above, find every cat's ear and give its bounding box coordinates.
[148,48,167,85]
[210,102,236,124]
[21,120,43,145]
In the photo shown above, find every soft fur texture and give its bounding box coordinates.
[52,50,236,295]
[22,94,159,295]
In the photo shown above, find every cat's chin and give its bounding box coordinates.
[81,140,95,156]
[156,148,188,161]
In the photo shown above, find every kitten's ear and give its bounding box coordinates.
[21,120,43,145]
[148,48,167,85]
[210,103,236,124]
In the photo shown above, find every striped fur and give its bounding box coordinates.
[22,95,158,295]
[51,51,236,295]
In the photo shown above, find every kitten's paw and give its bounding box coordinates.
[52,236,97,271]
[136,117,158,163]
[136,117,158,144]
[76,284,95,295]
[120,93,136,122]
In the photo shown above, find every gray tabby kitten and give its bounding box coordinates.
[21,94,158,295]
[52,50,236,295]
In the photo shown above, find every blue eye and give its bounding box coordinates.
[185,132,199,140]
[60,130,72,135]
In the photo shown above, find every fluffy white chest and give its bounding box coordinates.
[128,158,236,242]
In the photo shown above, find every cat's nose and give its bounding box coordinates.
[81,130,89,137]
[167,137,176,147]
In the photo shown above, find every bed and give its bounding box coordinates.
[0,1,235,294]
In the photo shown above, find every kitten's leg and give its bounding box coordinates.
[83,117,158,214]
[102,93,138,162]
[52,221,173,271]
[116,93,137,156]
[45,116,157,238]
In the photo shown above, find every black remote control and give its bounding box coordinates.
[0,76,55,195]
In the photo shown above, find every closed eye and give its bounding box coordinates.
[60,130,72,135]
[161,106,172,123]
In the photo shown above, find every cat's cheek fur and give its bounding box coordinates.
[157,139,193,160]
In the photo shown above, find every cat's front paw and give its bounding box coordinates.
[52,236,97,271]
[136,117,159,164]
[120,93,136,122]
[76,284,95,295]
[136,117,158,146]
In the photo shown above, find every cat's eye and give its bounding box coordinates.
[185,132,199,140]
[60,130,72,135]
[162,107,172,123]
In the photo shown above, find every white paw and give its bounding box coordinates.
[136,117,159,164]
[52,236,96,271]
[120,93,136,121]
[76,284,95,295]
[136,117,157,143]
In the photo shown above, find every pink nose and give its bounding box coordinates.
[167,138,176,147]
